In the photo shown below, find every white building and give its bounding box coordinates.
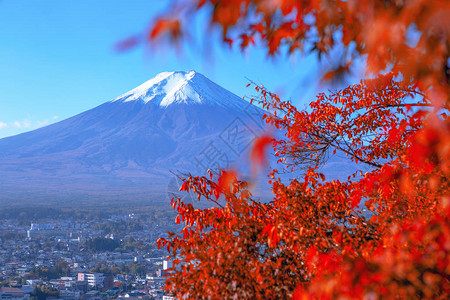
[78,273,104,287]
[162,260,172,270]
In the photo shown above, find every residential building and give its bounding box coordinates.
[77,273,104,288]
[0,287,30,300]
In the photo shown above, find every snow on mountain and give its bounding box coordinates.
[0,71,270,205]
[110,70,247,110]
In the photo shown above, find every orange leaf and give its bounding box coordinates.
[217,170,237,195]
[251,134,272,171]
[150,18,181,40]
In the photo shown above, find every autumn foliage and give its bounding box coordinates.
[150,0,449,299]
[144,0,449,95]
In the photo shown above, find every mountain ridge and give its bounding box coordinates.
[0,71,269,205]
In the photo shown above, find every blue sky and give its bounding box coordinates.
[0,0,326,138]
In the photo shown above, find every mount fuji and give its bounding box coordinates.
[0,71,270,206]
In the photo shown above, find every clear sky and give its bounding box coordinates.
[0,0,329,138]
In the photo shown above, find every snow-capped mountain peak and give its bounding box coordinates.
[110,70,246,109]
[0,70,269,204]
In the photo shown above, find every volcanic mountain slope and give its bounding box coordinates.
[0,71,270,205]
